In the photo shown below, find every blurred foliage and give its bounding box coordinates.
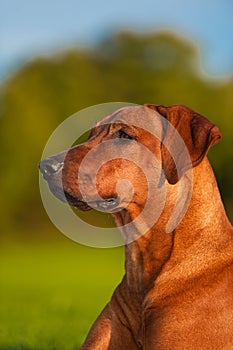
[0,30,233,234]
[0,29,233,350]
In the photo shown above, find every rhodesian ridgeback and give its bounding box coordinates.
[39,104,233,349]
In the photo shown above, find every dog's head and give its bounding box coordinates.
[39,104,221,217]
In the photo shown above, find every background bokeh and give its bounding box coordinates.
[1,1,233,349]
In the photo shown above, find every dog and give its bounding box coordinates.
[39,104,233,349]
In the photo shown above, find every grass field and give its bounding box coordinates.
[0,233,124,349]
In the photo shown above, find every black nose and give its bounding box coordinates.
[39,158,64,178]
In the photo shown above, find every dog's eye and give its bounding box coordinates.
[117,129,135,140]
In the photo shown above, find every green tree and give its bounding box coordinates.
[0,30,232,234]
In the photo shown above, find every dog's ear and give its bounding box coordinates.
[144,104,221,184]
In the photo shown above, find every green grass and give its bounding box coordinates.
[0,235,124,349]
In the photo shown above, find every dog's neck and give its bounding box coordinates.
[113,158,232,297]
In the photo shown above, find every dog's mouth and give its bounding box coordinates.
[42,179,89,211]
[72,195,121,212]
[64,191,92,211]
[62,191,121,212]
[45,181,121,212]
[89,197,121,212]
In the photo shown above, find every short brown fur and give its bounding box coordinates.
[40,104,233,349]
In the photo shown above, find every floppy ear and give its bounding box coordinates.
[144,104,221,184]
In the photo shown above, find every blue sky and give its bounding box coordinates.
[1,0,233,79]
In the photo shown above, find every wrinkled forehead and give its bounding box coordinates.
[94,105,164,136]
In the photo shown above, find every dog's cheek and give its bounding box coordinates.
[96,159,148,205]
[95,161,120,198]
